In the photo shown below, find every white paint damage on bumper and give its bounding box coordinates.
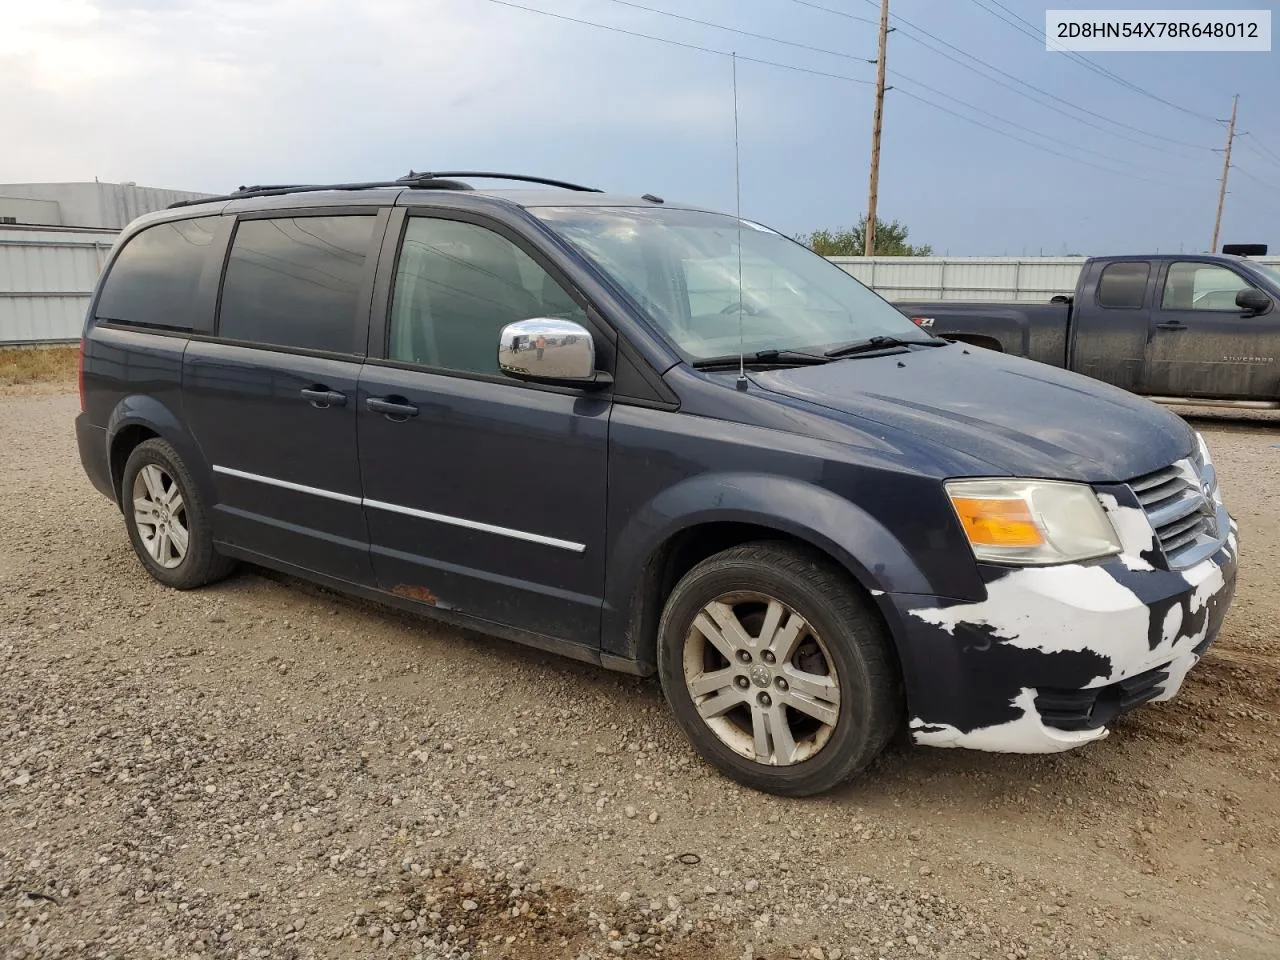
[910,689,1110,752]
[903,514,1237,754]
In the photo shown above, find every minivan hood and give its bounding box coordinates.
[750,344,1194,482]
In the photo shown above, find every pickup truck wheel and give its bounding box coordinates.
[657,541,902,796]
[121,439,237,590]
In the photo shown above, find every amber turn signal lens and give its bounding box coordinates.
[950,497,1044,548]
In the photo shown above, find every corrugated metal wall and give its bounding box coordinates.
[6,245,1280,344]
[0,227,117,344]
[832,255,1280,301]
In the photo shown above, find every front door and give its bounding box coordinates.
[357,211,611,648]
[1070,259,1153,393]
[1143,260,1280,401]
[183,210,386,583]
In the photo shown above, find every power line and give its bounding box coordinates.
[873,2,1217,151]
[1240,133,1280,171]
[787,0,878,27]
[1229,166,1280,216]
[595,0,872,62]
[890,74,1191,179]
[476,0,872,84]
[965,0,1220,123]
[790,0,1216,154]
[893,89,1189,188]
[1233,164,1280,193]
[474,0,1202,190]
[581,0,1203,179]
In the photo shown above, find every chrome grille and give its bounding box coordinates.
[1127,456,1220,568]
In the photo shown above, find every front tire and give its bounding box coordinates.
[657,542,902,796]
[121,438,236,590]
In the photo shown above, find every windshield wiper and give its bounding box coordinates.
[691,349,831,371]
[823,335,943,358]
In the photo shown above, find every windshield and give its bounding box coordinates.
[1253,262,1280,287]
[532,206,934,359]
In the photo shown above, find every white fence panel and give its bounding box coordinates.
[0,227,117,343]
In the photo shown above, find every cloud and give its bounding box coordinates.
[0,0,754,192]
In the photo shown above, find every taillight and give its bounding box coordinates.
[77,340,86,412]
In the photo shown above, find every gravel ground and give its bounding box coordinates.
[1,390,1277,960]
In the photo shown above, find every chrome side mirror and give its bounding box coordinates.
[498,318,601,385]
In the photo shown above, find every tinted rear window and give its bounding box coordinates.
[95,216,221,329]
[1096,261,1150,309]
[218,216,376,354]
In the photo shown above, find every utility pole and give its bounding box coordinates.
[864,0,890,257]
[1210,94,1238,254]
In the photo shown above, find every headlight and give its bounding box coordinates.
[946,478,1122,565]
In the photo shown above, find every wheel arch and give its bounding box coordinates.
[602,474,930,675]
[106,396,212,510]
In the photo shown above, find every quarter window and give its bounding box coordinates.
[388,217,587,375]
[218,216,376,354]
[1162,262,1254,311]
[95,216,221,329]
[1096,261,1150,309]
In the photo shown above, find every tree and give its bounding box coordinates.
[800,216,932,257]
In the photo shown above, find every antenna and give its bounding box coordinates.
[732,52,747,391]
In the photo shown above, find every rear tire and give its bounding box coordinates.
[121,438,236,590]
[657,541,902,796]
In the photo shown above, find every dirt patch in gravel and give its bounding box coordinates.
[1,392,1277,960]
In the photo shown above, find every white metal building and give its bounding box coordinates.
[0,181,211,344]
[0,181,210,230]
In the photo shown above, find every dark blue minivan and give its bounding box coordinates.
[75,173,1238,795]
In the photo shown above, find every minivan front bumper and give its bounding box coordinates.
[885,521,1238,753]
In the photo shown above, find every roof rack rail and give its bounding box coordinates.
[167,171,601,209]
[399,171,602,192]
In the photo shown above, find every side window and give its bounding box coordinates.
[95,216,221,329]
[218,215,376,354]
[388,217,587,375]
[1162,262,1253,311]
[1096,261,1150,309]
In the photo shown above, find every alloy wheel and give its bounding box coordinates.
[682,592,841,766]
[132,464,189,570]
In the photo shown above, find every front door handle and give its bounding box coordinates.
[367,396,420,420]
[1156,321,1187,331]
[301,387,347,408]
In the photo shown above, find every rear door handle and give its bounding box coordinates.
[301,387,347,408]
[367,396,419,419]
[1156,321,1187,331]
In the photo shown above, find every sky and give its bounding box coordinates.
[3,0,1279,255]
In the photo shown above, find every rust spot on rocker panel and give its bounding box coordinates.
[390,584,438,606]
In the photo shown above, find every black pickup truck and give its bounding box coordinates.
[897,254,1280,406]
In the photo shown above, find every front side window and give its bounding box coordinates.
[531,206,932,360]
[218,216,376,353]
[95,216,221,329]
[1096,261,1150,309]
[1162,262,1254,311]
[388,217,587,374]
